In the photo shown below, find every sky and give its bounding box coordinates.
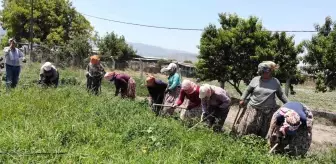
[21,0,333,54]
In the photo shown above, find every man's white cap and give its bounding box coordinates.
[43,62,52,71]
[8,38,16,44]
[199,84,211,99]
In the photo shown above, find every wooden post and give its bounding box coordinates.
[111,57,115,70]
[285,78,290,97]
[140,59,144,80]
[178,63,182,82]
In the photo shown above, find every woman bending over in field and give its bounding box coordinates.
[104,72,136,100]
[199,84,231,132]
[146,74,167,116]
[266,101,313,156]
[234,61,288,138]
[173,79,202,121]
[39,62,59,88]
[160,63,181,116]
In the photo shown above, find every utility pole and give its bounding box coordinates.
[29,0,33,62]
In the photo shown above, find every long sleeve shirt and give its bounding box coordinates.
[176,86,201,109]
[86,63,105,77]
[147,80,167,103]
[201,86,231,113]
[113,74,130,96]
[275,102,308,127]
[40,65,58,81]
[240,76,288,109]
[4,47,24,66]
[167,73,181,90]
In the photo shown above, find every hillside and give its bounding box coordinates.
[128,42,198,62]
[0,64,335,163]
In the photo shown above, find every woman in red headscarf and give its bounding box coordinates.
[173,79,202,121]
[104,72,136,99]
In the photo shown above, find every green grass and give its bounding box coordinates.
[0,63,335,163]
[198,80,336,112]
[0,86,335,163]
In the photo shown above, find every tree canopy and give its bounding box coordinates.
[196,13,301,95]
[0,0,93,47]
[97,32,137,63]
[302,16,336,92]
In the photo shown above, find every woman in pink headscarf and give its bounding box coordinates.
[173,79,202,121]
[104,72,136,99]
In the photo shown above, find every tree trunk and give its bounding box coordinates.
[227,81,243,96]
[219,81,225,89]
[285,78,290,97]
[71,54,76,69]
[233,84,242,96]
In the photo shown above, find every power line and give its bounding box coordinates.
[81,13,202,31]
[81,13,318,33]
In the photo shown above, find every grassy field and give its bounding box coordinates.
[0,63,335,163]
[14,61,336,113]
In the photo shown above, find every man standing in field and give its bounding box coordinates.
[3,38,26,88]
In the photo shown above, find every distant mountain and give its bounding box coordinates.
[128,42,199,62]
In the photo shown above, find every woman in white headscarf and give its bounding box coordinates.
[199,84,231,132]
[39,62,59,87]
[233,61,288,138]
[160,63,181,116]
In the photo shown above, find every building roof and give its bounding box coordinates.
[132,56,169,61]
[177,62,194,68]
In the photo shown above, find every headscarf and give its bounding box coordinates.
[160,63,177,73]
[42,62,53,71]
[181,79,197,94]
[146,74,155,86]
[257,61,279,75]
[90,55,100,65]
[279,107,301,135]
[199,84,212,99]
[104,72,115,81]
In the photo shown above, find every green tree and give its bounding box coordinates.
[196,13,301,95]
[98,32,136,64]
[267,32,303,96]
[67,35,92,68]
[302,16,336,92]
[196,13,273,95]
[269,32,302,79]
[183,60,193,64]
[0,0,93,47]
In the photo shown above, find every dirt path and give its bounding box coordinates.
[140,96,336,152]
[225,106,336,152]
